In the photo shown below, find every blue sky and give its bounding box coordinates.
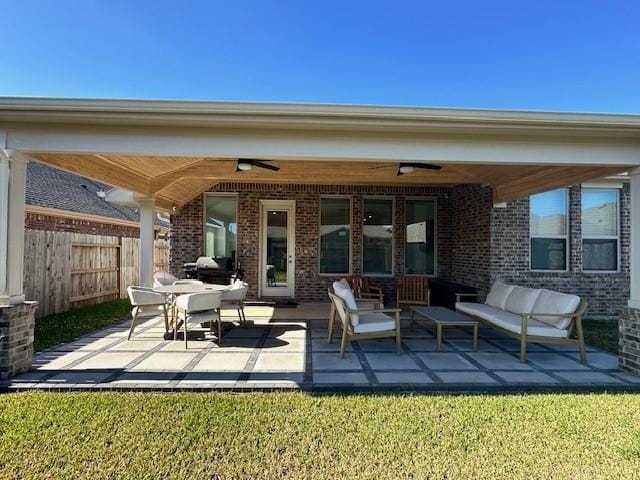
[1,0,639,112]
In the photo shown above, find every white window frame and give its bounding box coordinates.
[202,193,239,259]
[362,196,395,277]
[529,188,569,272]
[581,187,621,273]
[404,196,437,276]
[318,195,352,276]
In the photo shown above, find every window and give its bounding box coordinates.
[530,189,568,271]
[582,188,619,271]
[405,199,436,275]
[363,198,393,275]
[204,195,237,261]
[319,197,351,274]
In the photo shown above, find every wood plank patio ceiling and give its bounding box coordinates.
[27,152,627,209]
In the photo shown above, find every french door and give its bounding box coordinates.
[259,200,295,297]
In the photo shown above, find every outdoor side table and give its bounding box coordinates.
[410,306,479,351]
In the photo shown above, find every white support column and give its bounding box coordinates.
[138,197,155,288]
[629,168,640,309]
[0,150,27,305]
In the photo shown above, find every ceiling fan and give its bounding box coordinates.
[368,162,442,176]
[236,158,280,172]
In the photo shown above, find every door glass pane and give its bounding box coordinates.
[582,190,618,237]
[363,198,393,275]
[266,210,288,287]
[405,199,435,275]
[530,190,567,236]
[204,196,237,261]
[320,198,350,274]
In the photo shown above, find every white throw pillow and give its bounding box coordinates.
[532,289,580,330]
[332,281,359,326]
[504,286,542,315]
[485,282,516,310]
[338,278,351,291]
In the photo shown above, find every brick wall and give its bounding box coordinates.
[171,183,453,303]
[489,184,630,316]
[0,302,38,379]
[25,212,140,238]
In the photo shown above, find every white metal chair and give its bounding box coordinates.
[126,286,170,340]
[220,280,249,325]
[153,271,178,288]
[175,291,222,348]
[173,279,204,285]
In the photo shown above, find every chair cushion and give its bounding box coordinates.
[456,302,567,338]
[333,281,360,326]
[504,287,542,315]
[353,311,396,334]
[532,289,580,330]
[485,282,516,310]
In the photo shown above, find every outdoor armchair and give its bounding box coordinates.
[126,286,170,339]
[344,275,384,305]
[397,276,430,321]
[220,280,249,325]
[173,279,204,285]
[175,291,222,348]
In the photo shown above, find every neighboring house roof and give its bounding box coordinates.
[26,162,170,228]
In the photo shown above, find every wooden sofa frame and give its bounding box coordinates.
[328,290,402,358]
[455,293,588,364]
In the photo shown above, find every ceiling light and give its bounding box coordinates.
[398,165,415,174]
[237,161,253,171]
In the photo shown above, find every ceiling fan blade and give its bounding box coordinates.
[252,160,280,172]
[402,162,442,171]
[368,164,395,170]
[396,169,404,176]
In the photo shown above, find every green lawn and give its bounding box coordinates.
[582,318,618,353]
[34,299,131,352]
[1,392,639,479]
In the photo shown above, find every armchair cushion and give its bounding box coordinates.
[333,281,360,326]
[352,311,396,334]
[504,286,542,315]
[532,289,580,329]
[485,282,516,310]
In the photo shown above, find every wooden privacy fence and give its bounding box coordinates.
[23,230,170,318]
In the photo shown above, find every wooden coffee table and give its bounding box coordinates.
[410,306,479,351]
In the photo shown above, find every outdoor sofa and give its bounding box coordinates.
[455,282,587,363]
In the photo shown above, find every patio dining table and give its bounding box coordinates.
[153,283,229,339]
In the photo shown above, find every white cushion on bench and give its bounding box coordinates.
[532,289,580,330]
[353,311,396,334]
[485,282,515,309]
[505,286,542,315]
[456,302,568,338]
[333,281,360,326]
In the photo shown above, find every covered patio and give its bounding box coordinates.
[2,98,640,386]
[9,304,637,391]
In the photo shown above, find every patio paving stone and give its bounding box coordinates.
[311,338,352,352]
[555,371,624,385]
[357,338,400,352]
[46,370,116,385]
[416,352,477,370]
[447,339,501,352]
[374,371,433,384]
[313,372,369,385]
[494,371,560,384]
[402,338,445,352]
[34,351,94,370]
[191,352,251,372]
[253,353,305,372]
[364,352,420,370]
[526,353,590,371]
[436,371,498,384]
[131,351,199,371]
[312,353,363,371]
[223,327,268,338]
[467,352,533,370]
[262,337,306,352]
[567,352,619,370]
[109,339,166,351]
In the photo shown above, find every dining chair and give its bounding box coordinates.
[153,271,178,288]
[126,286,170,339]
[173,279,204,285]
[220,280,249,325]
[175,291,223,348]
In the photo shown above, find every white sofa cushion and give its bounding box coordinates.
[353,311,396,334]
[456,302,503,323]
[485,282,516,309]
[504,286,542,315]
[532,289,580,330]
[332,281,360,326]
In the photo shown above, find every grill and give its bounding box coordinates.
[183,256,233,284]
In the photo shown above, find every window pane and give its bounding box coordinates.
[530,190,567,236]
[583,239,617,271]
[582,190,618,237]
[531,238,566,270]
[320,198,350,274]
[204,196,237,260]
[405,199,435,275]
[266,210,288,286]
[363,198,393,275]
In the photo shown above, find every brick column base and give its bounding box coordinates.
[0,301,38,380]
[618,308,640,376]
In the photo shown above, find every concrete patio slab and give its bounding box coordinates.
[364,352,420,370]
[416,352,478,370]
